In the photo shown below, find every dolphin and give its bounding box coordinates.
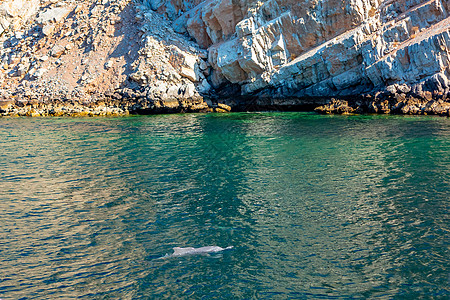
[158,246,233,259]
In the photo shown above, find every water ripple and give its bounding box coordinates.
[0,114,449,298]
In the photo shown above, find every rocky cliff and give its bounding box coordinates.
[1,0,450,116]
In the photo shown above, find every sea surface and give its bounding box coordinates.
[0,112,449,299]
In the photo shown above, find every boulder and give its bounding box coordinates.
[37,6,72,25]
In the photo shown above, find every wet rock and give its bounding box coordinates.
[314,99,356,115]
[217,102,231,112]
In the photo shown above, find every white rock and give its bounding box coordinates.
[182,83,196,98]
[42,24,55,36]
[15,63,28,76]
[180,66,198,82]
[37,6,72,25]
[236,18,255,38]
[104,60,113,70]
[0,17,11,35]
[32,67,46,79]
[50,45,65,57]
[166,85,180,98]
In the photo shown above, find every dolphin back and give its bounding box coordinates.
[195,246,233,253]
[173,247,195,256]
[159,245,234,259]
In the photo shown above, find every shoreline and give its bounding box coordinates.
[1,92,449,117]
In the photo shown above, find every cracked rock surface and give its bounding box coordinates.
[1,0,450,116]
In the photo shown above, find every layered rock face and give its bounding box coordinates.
[0,0,215,116]
[1,0,450,116]
[173,0,450,114]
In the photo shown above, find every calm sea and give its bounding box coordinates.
[0,113,449,299]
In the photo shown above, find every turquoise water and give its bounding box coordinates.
[0,113,449,299]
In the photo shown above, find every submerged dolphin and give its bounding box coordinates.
[159,246,233,259]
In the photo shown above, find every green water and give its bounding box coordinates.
[0,113,449,299]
